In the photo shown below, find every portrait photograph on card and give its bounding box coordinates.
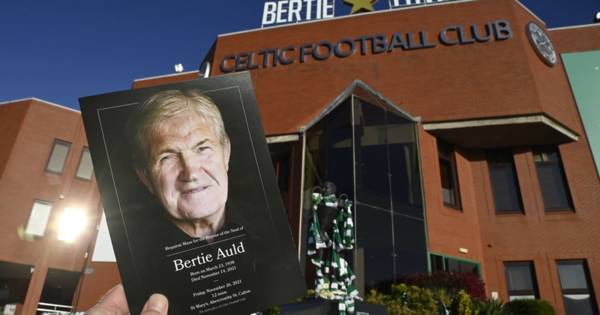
[79,72,305,315]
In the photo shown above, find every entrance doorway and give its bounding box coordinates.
[301,81,428,293]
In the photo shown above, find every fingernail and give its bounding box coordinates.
[145,294,168,313]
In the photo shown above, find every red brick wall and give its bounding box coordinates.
[132,71,200,89]
[511,5,583,135]
[130,1,600,312]
[74,262,121,311]
[419,128,484,266]
[206,0,578,135]
[0,100,101,272]
[467,142,599,313]
[0,101,29,179]
[551,24,600,53]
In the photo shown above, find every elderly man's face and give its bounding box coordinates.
[139,112,230,223]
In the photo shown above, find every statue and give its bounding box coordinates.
[307,182,359,315]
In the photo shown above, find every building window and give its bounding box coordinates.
[438,141,461,209]
[0,261,32,307]
[533,147,573,211]
[487,150,523,213]
[430,254,480,275]
[25,200,53,237]
[40,268,81,309]
[75,147,94,180]
[504,261,539,301]
[557,260,598,315]
[46,140,71,174]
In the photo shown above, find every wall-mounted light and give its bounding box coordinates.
[174,63,184,73]
[491,291,499,300]
[595,11,600,23]
[57,207,87,243]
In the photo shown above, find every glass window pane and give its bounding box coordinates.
[489,165,522,211]
[557,260,597,315]
[304,99,353,197]
[447,259,461,273]
[505,261,538,300]
[430,254,445,272]
[0,261,32,306]
[440,159,454,204]
[563,294,596,315]
[444,258,478,274]
[505,263,534,291]
[354,99,390,209]
[387,113,422,213]
[534,147,573,210]
[25,201,52,237]
[356,204,394,290]
[40,268,81,307]
[76,148,94,180]
[393,214,427,277]
[488,151,523,213]
[558,262,589,290]
[438,141,460,209]
[352,96,428,288]
[46,140,71,173]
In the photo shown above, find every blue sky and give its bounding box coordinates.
[0,0,598,110]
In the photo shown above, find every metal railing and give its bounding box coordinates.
[36,302,73,315]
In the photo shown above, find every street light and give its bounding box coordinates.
[57,207,87,243]
[595,11,600,23]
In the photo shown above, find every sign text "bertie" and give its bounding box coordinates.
[262,0,335,27]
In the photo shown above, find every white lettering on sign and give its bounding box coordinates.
[277,1,287,23]
[391,0,448,8]
[289,0,302,21]
[262,0,334,27]
[263,2,277,25]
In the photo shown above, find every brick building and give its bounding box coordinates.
[126,0,600,314]
[2,0,600,314]
[0,98,102,314]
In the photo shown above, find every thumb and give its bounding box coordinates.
[140,294,169,315]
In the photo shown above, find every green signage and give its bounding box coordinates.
[563,50,600,175]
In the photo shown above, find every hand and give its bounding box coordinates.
[86,284,168,315]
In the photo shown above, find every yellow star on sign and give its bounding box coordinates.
[344,0,378,14]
